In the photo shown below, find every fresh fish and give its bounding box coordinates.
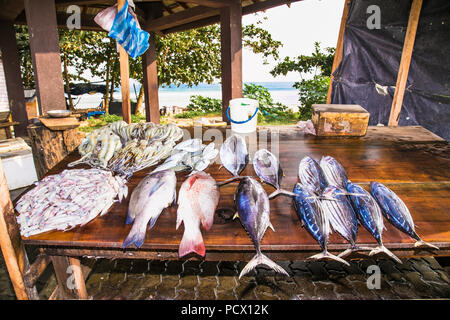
[346,182,402,263]
[220,135,249,177]
[370,182,439,250]
[122,170,177,248]
[292,183,349,265]
[319,156,349,189]
[253,149,283,189]
[321,186,371,258]
[174,138,203,152]
[234,177,289,278]
[298,156,328,195]
[176,172,220,257]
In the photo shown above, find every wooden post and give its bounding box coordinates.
[50,256,88,299]
[388,0,423,126]
[0,21,29,137]
[24,0,66,115]
[0,160,38,299]
[326,0,350,104]
[220,0,243,123]
[118,0,131,124]
[142,2,163,124]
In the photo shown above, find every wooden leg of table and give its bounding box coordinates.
[50,256,88,300]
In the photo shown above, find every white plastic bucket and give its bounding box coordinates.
[227,98,259,133]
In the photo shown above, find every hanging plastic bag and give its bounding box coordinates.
[94,1,140,33]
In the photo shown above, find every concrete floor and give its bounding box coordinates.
[1,248,449,300]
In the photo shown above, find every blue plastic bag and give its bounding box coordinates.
[108,0,149,59]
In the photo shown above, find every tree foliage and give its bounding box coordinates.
[271,42,334,120]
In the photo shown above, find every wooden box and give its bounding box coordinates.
[311,104,370,137]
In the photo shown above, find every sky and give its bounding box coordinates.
[242,0,346,82]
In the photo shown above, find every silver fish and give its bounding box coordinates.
[234,177,289,278]
[174,138,203,153]
[122,170,177,248]
[176,171,220,257]
[298,156,328,195]
[319,156,349,189]
[321,186,372,258]
[253,149,283,190]
[220,134,249,177]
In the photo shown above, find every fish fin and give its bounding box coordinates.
[308,250,350,266]
[232,212,239,220]
[125,209,135,225]
[201,216,214,231]
[122,225,146,249]
[239,253,289,279]
[414,240,439,251]
[369,245,402,264]
[178,227,205,258]
[147,216,158,231]
[268,190,280,199]
[268,221,275,232]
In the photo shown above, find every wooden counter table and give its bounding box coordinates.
[3,126,450,299]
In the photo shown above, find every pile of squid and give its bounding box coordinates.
[15,169,128,237]
[68,121,184,177]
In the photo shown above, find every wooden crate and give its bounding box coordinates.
[312,104,370,137]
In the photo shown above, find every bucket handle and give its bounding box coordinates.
[226,104,259,124]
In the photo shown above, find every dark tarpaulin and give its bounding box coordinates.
[331,0,450,141]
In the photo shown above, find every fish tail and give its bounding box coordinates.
[178,227,205,258]
[239,253,289,279]
[369,245,402,264]
[122,224,146,249]
[337,245,372,258]
[308,250,350,266]
[414,240,439,251]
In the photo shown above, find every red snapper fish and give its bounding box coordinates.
[176,171,220,257]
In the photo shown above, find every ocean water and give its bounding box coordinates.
[72,82,299,110]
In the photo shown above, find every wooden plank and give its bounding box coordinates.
[23,253,51,288]
[40,117,80,131]
[0,160,38,299]
[142,2,163,124]
[220,1,243,123]
[50,256,88,299]
[388,0,423,126]
[176,0,231,8]
[0,21,29,137]
[118,0,131,124]
[24,0,67,114]
[326,0,350,104]
[20,127,450,257]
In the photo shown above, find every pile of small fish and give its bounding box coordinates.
[15,169,128,237]
[152,139,219,174]
[69,121,184,176]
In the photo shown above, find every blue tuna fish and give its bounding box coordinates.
[234,177,289,278]
[298,156,328,196]
[321,186,372,258]
[293,183,349,265]
[370,182,439,250]
[319,156,349,189]
[346,182,402,263]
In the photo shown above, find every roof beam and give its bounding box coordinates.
[176,1,232,8]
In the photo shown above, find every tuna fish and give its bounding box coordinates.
[292,183,349,265]
[321,186,372,258]
[122,170,177,248]
[234,177,289,278]
[298,156,328,195]
[319,156,349,189]
[253,149,283,189]
[346,182,402,263]
[176,172,220,257]
[220,134,249,177]
[370,182,439,250]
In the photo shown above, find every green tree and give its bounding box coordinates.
[271,42,335,120]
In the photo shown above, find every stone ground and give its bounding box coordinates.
[1,248,450,300]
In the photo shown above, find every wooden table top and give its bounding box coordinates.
[20,126,450,258]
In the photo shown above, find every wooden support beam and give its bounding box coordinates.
[388,0,423,126]
[50,256,88,299]
[176,0,231,8]
[118,0,131,124]
[220,1,242,123]
[23,253,51,288]
[24,0,67,114]
[142,2,163,124]
[0,160,38,299]
[326,0,350,104]
[0,20,29,137]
